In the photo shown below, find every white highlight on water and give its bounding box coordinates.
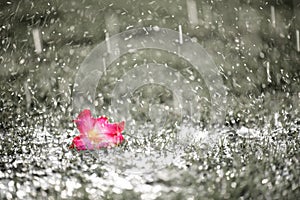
[32,28,42,54]
[296,29,300,52]
[23,81,31,111]
[271,6,276,28]
[178,25,183,44]
[186,0,199,27]
[102,57,107,76]
[274,112,281,127]
[105,32,111,54]
[267,62,271,83]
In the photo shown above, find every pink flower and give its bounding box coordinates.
[69,109,125,150]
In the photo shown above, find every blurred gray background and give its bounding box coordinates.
[0,0,299,127]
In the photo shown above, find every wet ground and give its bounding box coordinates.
[0,109,299,199]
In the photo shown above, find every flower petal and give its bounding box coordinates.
[70,135,87,150]
[112,133,124,144]
[70,109,125,150]
[96,116,108,124]
[102,121,125,144]
[74,109,96,135]
[97,121,125,136]
[70,135,96,150]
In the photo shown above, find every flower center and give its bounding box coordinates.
[87,129,102,143]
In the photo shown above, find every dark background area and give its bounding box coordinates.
[1,1,299,126]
